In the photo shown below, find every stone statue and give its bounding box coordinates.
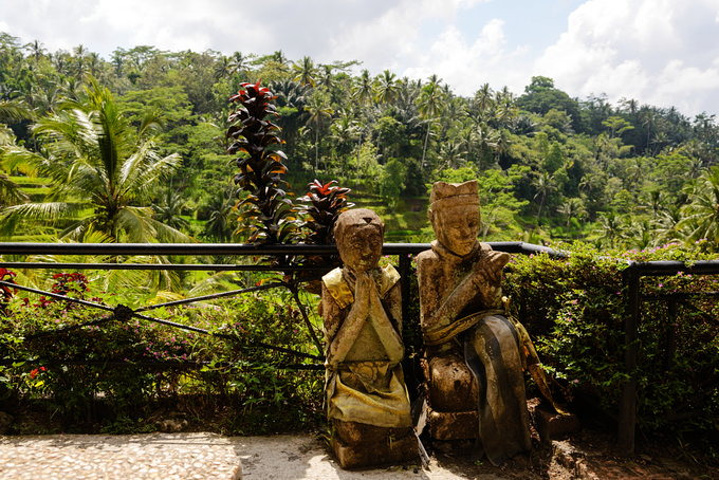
[321,208,418,469]
[416,181,534,465]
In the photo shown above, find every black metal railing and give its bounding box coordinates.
[618,260,719,454]
[1,241,717,455]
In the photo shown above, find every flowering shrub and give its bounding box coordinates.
[0,279,322,434]
[0,267,17,314]
[50,273,89,297]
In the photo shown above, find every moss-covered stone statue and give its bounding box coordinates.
[321,208,418,469]
[417,180,551,465]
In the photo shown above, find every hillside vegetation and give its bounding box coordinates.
[0,32,718,251]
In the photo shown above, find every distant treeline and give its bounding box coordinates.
[1,32,718,250]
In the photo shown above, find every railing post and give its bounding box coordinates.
[663,296,678,371]
[398,253,412,328]
[618,264,640,454]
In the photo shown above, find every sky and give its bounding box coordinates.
[1,0,719,117]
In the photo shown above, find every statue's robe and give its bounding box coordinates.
[322,264,412,429]
[417,240,532,465]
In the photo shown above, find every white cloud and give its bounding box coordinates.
[535,0,719,116]
[402,19,531,95]
[2,0,719,116]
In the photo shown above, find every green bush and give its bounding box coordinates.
[0,276,323,434]
[505,242,719,438]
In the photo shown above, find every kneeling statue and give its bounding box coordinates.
[417,181,539,465]
[322,208,418,469]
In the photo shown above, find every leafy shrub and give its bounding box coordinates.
[505,242,719,439]
[227,81,298,244]
[0,278,323,434]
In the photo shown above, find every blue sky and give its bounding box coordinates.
[1,0,718,117]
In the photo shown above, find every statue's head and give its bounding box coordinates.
[428,181,480,256]
[334,208,385,273]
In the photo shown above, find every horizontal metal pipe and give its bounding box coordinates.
[0,241,566,259]
[625,260,719,276]
[0,359,325,371]
[0,262,333,271]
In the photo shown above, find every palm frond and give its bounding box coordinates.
[0,173,29,206]
[1,145,46,177]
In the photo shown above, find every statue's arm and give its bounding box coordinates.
[418,257,477,328]
[367,282,404,363]
[470,249,510,306]
[418,249,510,328]
[323,276,370,366]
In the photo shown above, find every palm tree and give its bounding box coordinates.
[375,70,399,105]
[678,166,719,249]
[152,187,190,231]
[216,51,253,79]
[597,211,622,248]
[304,91,334,172]
[24,40,46,60]
[531,171,557,224]
[416,77,445,167]
[557,197,587,228]
[352,69,374,106]
[0,100,32,205]
[1,77,189,242]
[292,56,317,87]
[472,83,494,121]
[472,123,499,170]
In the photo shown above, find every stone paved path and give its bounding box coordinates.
[0,433,517,480]
[0,433,242,480]
[1,432,711,479]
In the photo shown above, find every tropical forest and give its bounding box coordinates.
[0,32,717,468]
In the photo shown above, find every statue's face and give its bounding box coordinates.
[433,203,480,256]
[338,225,383,273]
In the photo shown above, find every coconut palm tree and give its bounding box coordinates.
[597,211,622,248]
[374,70,399,105]
[352,69,374,106]
[292,56,317,87]
[1,77,189,242]
[557,197,587,228]
[304,91,334,172]
[416,77,445,168]
[531,171,557,224]
[678,166,719,249]
[0,100,33,205]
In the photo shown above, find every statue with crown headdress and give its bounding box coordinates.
[416,180,535,464]
[321,208,418,469]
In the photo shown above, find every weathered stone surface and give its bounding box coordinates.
[333,420,412,445]
[427,409,479,441]
[322,208,417,469]
[331,429,418,470]
[417,181,532,465]
[535,407,581,442]
[424,354,478,411]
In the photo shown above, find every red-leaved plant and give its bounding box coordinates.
[298,179,353,246]
[226,81,298,244]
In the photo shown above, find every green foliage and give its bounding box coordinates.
[379,158,407,206]
[505,242,719,437]
[2,35,719,249]
[1,77,189,243]
[0,279,323,433]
